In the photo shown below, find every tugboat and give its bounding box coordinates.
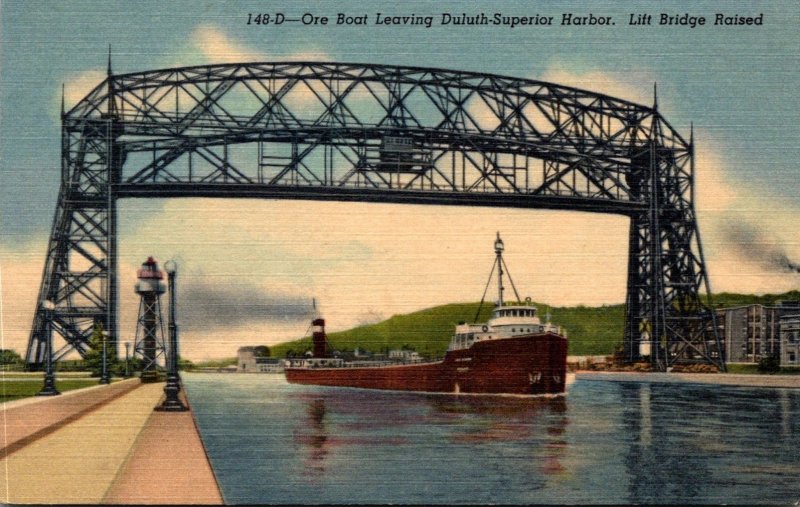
[284,234,568,395]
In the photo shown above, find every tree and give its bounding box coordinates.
[178,357,194,371]
[757,354,781,374]
[83,324,103,377]
[84,323,117,377]
[0,349,23,365]
[253,345,271,357]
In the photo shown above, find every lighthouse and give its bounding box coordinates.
[134,256,168,381]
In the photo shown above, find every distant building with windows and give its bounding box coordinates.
[388,349,423,363]
[780,312,800,366]
[715,301,800,366]
[237,346,284,373]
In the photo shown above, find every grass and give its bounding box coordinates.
[538,303,625,356]
[191,358,238,368]
[725,363,761,374]
[726,363,800,375]
[0,378,115,402]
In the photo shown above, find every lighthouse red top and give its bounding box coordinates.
[137,256,164,280]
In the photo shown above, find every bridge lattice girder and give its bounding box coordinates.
[27,62,723,371]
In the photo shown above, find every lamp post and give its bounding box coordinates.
[156,259,187,411]
[37,300,61,396]
[100,330,110,384]
[124,341,130,377]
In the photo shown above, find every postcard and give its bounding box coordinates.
[1,0,798,504]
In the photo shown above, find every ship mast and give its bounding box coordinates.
[495,232,505,306]
[473,233,523,322]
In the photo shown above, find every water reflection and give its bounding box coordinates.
[780,390,793,438]
[620,382,800,504]
[428,396,568,442]
[290,389,571,488]
[621,383,708,502]
[293,397,329,479]
[435,396,571,485]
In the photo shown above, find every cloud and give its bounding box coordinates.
[466,64,657,141]
[190,25,267,63]
[719,222,800,274]
[62,69,107,110]
[693,140,738,212]
[189,24,330,65]
[690,128,800,293]
[0,248,45,359]
[59,25,333,111]
[178,278,316,331]
[540,63,656,106]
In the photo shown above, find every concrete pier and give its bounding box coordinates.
[576,371,800,388]
[103,392,223,504]
[1,380,223,504]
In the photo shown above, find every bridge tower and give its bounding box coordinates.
[623,109,722,370]
[25,56,121,365]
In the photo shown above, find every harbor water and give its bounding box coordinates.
[184,373,800,504]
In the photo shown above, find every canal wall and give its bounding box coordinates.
[577,371,800,388]
[0,380,222,504]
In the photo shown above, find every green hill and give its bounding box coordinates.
[270,301,625,357]
[708,290,800,308]
[269,290,800,358]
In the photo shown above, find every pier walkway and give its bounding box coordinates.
[1,379,222,504]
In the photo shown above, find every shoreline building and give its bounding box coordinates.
[237,347,284,373]
[779,311,800,366]
[715,301,800,366]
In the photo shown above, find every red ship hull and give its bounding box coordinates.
[285,333,568,395]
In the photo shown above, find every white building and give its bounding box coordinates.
[780,313,800,366]
[388,349,422,363]
[237,346,284,373]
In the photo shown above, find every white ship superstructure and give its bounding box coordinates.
[450,303,565,351]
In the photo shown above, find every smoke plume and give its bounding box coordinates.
[176,279,316,331]
[722,222,800,273]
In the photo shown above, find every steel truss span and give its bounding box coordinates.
[26,61,724,371]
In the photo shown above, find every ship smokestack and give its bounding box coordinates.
[312,318,327,358]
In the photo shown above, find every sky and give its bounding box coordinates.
[1,0,799,360]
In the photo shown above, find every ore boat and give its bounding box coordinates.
[284,234,568,395]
